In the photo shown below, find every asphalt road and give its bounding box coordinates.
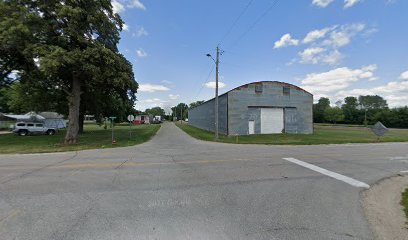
[0,122,407,240]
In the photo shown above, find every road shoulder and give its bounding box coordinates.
[362,175,408,240]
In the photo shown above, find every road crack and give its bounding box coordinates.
[0,152,79,185]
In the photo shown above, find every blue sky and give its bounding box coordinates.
[114,0,408,112]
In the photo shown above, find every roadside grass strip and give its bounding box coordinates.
[0,123,160,154]
[283,157,370,189]
[402,188,408,222]
[176,122,408,145]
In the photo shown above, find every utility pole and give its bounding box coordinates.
[364,108,368,127]
[181,106,183,124]
[207,47,222,140]
[215,46,219,140]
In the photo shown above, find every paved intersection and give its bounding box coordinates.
[0,122,407,239]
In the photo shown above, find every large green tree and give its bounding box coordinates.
[0,87,11,112]
[358,95,388,110]
[324,107,345,124]
[145,107,165,117]
[358,95,388,125]
[342,96,361,124]
[189,100,204,109]
[0,0,137,143]
[0,81,67,114]
[172,103,188,120]
[313,97,330,123]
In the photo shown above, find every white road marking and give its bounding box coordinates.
[389,155,408,163]
[283,157,370,189]
[400,170,408,173]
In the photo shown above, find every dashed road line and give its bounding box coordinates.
[283,157,370,189]
[52,158,252,169]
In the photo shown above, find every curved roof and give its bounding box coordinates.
[189,81,312,110]
[226,81,312,96]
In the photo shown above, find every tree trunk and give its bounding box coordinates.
[64,76,81,144]
[78,114,84,134]
[78,97,86,134]
[79,114,85,133]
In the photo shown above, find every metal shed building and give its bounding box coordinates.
[188,81,313,135]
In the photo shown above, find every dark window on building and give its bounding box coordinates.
[255,84,263,93]
[283,86,290,95]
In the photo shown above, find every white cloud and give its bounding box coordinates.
[399,70,408,81]
[312,0,335,7]
[274,34,299,49]
[323,23,365,48]
[161,80,172,84]
[301,65,377,94]
[139,84,170,93]
[337,81,408,107]
[312,0,362,8]
[299,65,408,107]
[135,98,169,111]
[322,50,344,65]
[299,47,326,64]
[144,98,162,103]
[344,0,362,8]
[112,0,125,13]
[298,48,345,65]
[122,24,129,31]
[204,81,227,89]
[362,27,378,38]
[112,0,146,14]
[169,94,180,100]
[133,26,148,37]
[293,23,367,65]
[303,26,335,44]
[128,0,146,10]
[327,31,350,47]
[136,48,147,58]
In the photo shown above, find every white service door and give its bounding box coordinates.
[260,108,284,134]
[248,120,255,134]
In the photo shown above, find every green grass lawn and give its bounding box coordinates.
[176,122,408,145]
[402,187,408,223]
[0,123,160,154]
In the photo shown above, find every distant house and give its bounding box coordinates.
[135,115,152,124]
[2,112,66,129]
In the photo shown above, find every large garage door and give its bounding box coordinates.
[260,108,284,134]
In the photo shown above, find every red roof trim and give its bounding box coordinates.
[227,81,312,96]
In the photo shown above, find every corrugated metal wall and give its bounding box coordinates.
[188,94,228,135]
[189,81,313,135]
[228,82,313,135]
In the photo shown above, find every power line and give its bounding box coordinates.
[194,64,215,100]
[229,0,280,49]
[219,0,255,45]
[192,0,264,100]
